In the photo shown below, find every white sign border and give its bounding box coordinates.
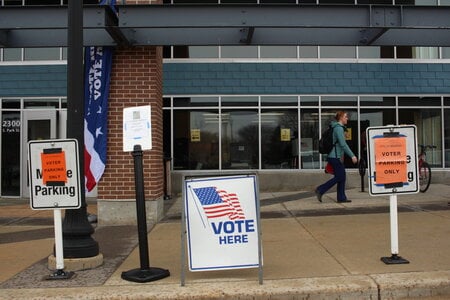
[366,125,419,196]
[28,138,81,210]
[183,175,261,271]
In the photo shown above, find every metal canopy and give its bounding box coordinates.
[1,4,450,47]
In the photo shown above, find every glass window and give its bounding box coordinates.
[397,47,438,59]
[187,46,219,59]
[360,96,396,107]
[300,96,319,106]
[24,48,60,61]
[300,109,319,169]
[442,47,450,58]
[321,109,358,168]
[25,0,61,4]
[320,46,356,59]
[3,49,21,61]
[413,47,439,59]
[1,111,21,196]
[414,0,437,4]
[357,0,393,3]
[299,46,318,58]
[260,0,297,3]
[399,108,442,168]
[260,46,297,59]
[398,97,441,107]
[221,96,258,107]
[166,0,218,3]
[163,109,171,160]
[394,0,415,4]
[62,48,67,60]
[173,97,219,107]
[261,96,298,106]
[221,46,258,58]
[163,97,171,108]
[261,109,298,169]
[320,0,354,3]
[441,0,450,5]
[2,99,21,109]
[163,46,171,59]
[3,0,23,5]
[221,110,258,169]
[173,46,189,59]
[321,96,357,106]
[359,47,381,59]
[61,97,67,109]
[360,108,396,162]
[381,46,395,59]
[445,97,450,106]
[221,0,257,3]
[445,109,450,167]
[24,98,59,108]
[173,110,220,170]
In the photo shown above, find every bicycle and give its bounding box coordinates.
[418,144,436,193]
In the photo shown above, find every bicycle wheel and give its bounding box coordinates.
[419,162,431,193]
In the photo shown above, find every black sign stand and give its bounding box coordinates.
[121,145,170,283]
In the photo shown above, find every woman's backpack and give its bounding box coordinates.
[318,125,335,154]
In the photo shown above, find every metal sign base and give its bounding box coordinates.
[121,267,170,283]
[44,269,75,280]
[381,254,410,265]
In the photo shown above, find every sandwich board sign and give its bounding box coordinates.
[28,139,81,210]
[366,125,419,196]
[181,174,263,285]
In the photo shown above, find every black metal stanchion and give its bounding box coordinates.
[121,145,170,283]
[358,158,366,192]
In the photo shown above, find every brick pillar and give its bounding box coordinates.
[97,46,165,225]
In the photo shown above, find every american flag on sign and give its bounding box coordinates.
[192,187,245,220]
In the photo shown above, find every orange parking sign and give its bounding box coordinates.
[41,151,67,185]
[374,137,407,184]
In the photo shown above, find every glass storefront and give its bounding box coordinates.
[164,95,450,171]
[0,98,65,197]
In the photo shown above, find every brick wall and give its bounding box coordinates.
[97,46,164,200]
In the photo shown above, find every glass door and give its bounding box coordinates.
[21,110,57,198]
[1,112,21,196]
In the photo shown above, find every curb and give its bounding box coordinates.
[2,271,449,299]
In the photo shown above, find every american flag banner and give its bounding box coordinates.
[193,187,245,220]
[84,46,113,192]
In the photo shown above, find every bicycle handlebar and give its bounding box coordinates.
[418,144,437,150]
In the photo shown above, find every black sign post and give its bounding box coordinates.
[121,145,170,283]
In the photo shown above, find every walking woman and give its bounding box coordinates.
[315,111,358,203]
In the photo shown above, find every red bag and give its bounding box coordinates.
[325,162,334,174]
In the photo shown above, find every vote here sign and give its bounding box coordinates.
[184,175,262,271]
[28,139,81,210]
[367,125,419,196]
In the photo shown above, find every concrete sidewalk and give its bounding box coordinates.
[0,184,449,299]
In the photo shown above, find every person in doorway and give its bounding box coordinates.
[315,111,358,203]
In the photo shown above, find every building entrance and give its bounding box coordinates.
[20,110,57,198]
[0,109,63,198]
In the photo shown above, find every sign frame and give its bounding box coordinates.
[366,125,419,196]
[181,174,263,285]
[123,105,152,152]
[28,139,81,210]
